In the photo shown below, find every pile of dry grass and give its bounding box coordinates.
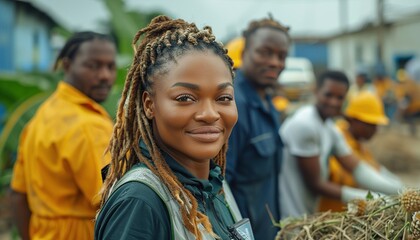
[275,189,420,240]
[367,125,420,172]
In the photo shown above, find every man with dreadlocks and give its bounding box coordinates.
[225,15,290,240]
[10,31,116,239]
[95,16,249,240]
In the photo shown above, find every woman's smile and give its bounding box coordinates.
[186,126,223,143]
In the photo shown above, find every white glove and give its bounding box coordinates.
[379,166,404,186]
[341,186,370,203]
[353,162,404,195]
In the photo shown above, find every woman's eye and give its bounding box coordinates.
[218,95,234,102]
[176,94,195,102]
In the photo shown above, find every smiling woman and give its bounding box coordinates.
[145,52,237,177]
[94,15,248,240]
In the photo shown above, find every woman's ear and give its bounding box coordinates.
[62,58,71,72]
[142,91,154,120]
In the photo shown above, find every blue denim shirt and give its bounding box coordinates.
[226,70,283,240]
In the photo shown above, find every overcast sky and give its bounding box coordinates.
[33,0,420,41]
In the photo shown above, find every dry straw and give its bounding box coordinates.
[275,189,420,240]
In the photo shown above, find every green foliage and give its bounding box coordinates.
[0,72,56,193]
[104,0,138,55]
[103,0,164,56]
[0,72,60,114]
[0,0,165,194]
[366,191,374,201]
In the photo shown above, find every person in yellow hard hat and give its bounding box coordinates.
[318,92,402,212]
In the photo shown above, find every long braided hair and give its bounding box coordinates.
[100,15,234,239]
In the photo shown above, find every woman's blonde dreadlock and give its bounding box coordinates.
[100,15,234,240]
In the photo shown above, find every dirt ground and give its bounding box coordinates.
[367,121,420,188]
[0,122,419,240]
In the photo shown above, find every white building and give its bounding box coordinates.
[327,13,420,81]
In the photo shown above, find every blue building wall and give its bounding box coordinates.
[294,43,328,65]
[14,7,53,72]
[292,42,328,75]
[0,0,54,73]
[0,0,15,72]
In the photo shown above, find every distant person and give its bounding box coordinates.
[318,92,402,212]
[397,58,420,135]
[279,70,404,219]
[226,36,289,122]
[373,68,397,121]
[226,15,290,240]
[346,66,375,102]
[95,16,249,240]
[10,31,116,240]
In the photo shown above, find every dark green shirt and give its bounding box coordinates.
[95,144,236,240]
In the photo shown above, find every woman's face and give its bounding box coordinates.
[143,51,237,166]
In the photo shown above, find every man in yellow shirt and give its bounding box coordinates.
[318,92,401,212]
[10,31,116,240]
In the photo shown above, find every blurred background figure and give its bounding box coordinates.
[9,31,116,240]
[397,58,420,136]
[346,65,375,102]
[373,67,398,122]
[226,15,290,240]
[226,36,290,122]
[318,92,402,212]
[280,70,404,219]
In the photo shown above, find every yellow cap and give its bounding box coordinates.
[272,96,289,112]
[345,91,389,125]
[225,37,244,69]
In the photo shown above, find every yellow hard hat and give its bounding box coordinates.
[272,95,289,112]
[345,91,389,125]
[225,37,244,69]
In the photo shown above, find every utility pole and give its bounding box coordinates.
[376,0,385,66]
[339,0,349,71]
[340,0,348,33]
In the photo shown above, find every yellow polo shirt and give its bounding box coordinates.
[318,119,380,212]
[398,79,420,114]
[11,82,113,239]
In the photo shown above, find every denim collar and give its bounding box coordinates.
[235,70,274,112]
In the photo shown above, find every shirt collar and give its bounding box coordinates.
[56,82,110,117]
[139,141,224,198]
[336,119,360,149]
[235,70,274,110]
